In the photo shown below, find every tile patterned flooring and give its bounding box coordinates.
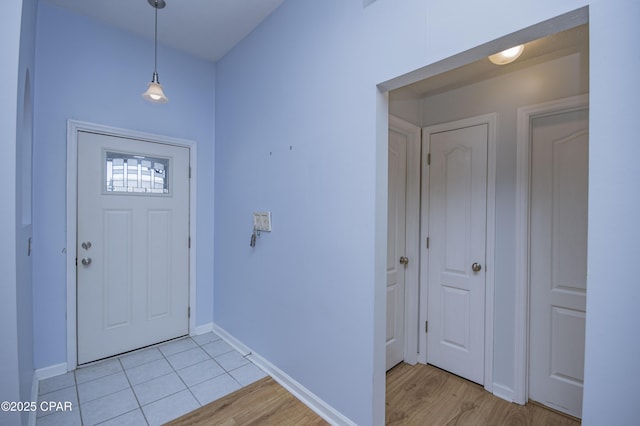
[36,332,267,425]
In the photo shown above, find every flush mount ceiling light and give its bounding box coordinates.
[142,0,168,103]
[488,45,524,65]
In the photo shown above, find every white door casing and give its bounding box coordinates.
[419,114,496,392]
[386,116,421,370]
[67,120,197,370]
[528,108,588,418]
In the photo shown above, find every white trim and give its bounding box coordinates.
[211,323,356,426]
[492,383,515,403]
[66,120,197,370]
[417,128,430,366]
[29,363,68,426]
[418,113,497,394]
[28,372,39,426]
[514,94,589,405]
[193,322,214,336]
[210,324,252,356]
[485,114,497,394]
[34,363,68,381]
[389,115,421,366]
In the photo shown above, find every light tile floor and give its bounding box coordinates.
[36,332,267,426]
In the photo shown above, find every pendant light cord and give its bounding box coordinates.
[142,0,168,102]
[154,1,158,77]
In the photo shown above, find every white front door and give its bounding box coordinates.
[426,123,487,385]
[77,131,190,364]
[529,108,588,418]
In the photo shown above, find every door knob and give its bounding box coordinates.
[399,256,409,265]
[81,257,92,266]
[81,241,92,250]
[472,262,482,272]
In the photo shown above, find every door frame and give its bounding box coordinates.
[514,94,589,404]
[65,120,198,370]
[418,113,497,393]
[388,115,421,366]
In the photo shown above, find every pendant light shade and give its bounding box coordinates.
[143,72,168,103]
[142,0,168,103]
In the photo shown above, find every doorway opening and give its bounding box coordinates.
[383,12,589,419]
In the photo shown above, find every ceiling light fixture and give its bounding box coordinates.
[142,0,168,103]
[488,45,524,65]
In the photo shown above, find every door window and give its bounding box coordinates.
[105,151,169,194]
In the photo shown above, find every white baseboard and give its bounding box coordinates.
[35,363,68,381]
[29,363,68,426]
[211,324,252,356]
[193,322,214,336]
[492,382,515,403]
[211,323,356,426]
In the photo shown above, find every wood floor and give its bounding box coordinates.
[166,377,328,426]
[386,363,581,426]
[167,363,581,425]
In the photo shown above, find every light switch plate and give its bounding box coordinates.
[253,211,272,232]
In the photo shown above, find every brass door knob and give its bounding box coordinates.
[399,256,409,265]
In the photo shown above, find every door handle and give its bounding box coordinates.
[472,262,482,272]
[399,256,409,265]
[81,257,92,266]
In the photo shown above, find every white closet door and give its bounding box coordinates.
[529,108,589,418]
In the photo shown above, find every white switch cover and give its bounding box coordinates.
[253,212,272,232]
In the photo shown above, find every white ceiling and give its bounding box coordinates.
[40,1,587,93]
[391,24,588,100]
[41,0,285,62]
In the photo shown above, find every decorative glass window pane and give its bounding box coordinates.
[106,152,169,194]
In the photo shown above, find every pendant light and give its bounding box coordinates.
[142,0,168,103]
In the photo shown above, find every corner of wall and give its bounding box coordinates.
[211,323,357,426]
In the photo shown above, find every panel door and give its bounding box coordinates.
[386,126,408,370]
[77,131,190,364]
[427,124,487,384]
[529,109,588,418]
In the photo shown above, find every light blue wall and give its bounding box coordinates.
[1,0,38,425]
[0,0,27,424]
[0,0,635,424]
[16,1,38,425]
[583,1,640,425]
[33,2,215,369]
[215,0,638,424]
[214,3,400,424]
